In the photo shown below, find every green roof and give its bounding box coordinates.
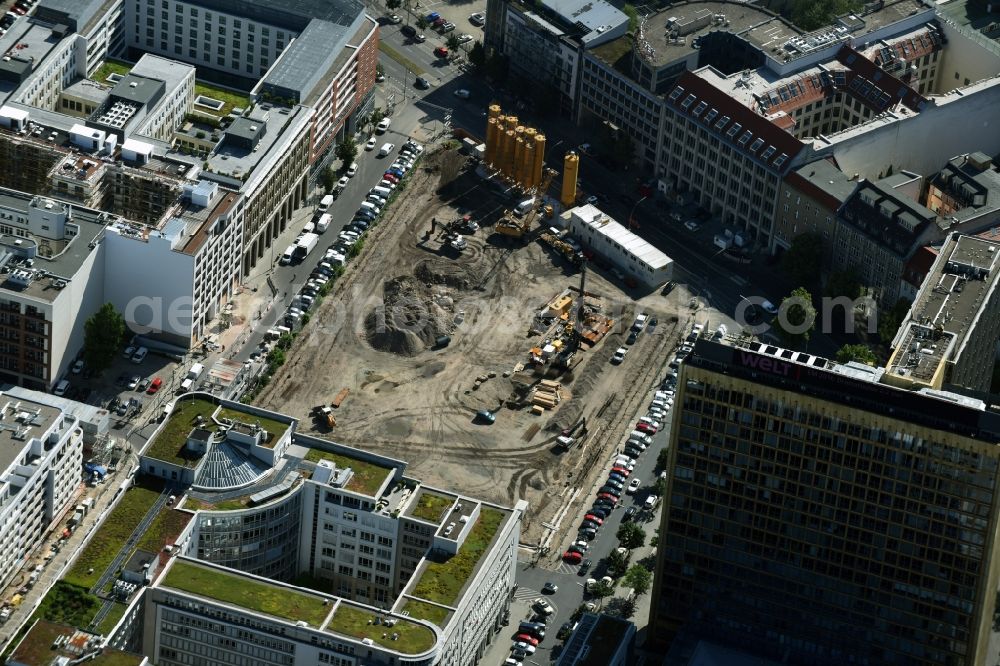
[408,490,453,524]
[590,35,634,75]
[162,561,331,626]
[10,620,144,666]
[410,507,507,605]
[327,603,436,655]
[143,397,220,467]
[304,448,393,496]
[399,598,451,627]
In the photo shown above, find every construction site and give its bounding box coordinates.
[257,108,686,545]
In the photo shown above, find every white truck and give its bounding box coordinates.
[294,232,319,260]
[315,213,332,233]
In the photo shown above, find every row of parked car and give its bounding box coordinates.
[0,0,34,36]
[504,618,547,664]
[283,141,423,330]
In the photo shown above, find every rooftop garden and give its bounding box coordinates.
[327,603,436,655]
[216,407,290,447]
[91,59,132,85]
[194,80,251,118]
[399,598,451,627]
[6,620,147,666]
[184,496,251,511]
[144,397,220,466]
[590,35,634,75]
[136,509,192,554]
[409,491,453,524]
[95,602,128,636]
[304,448,393,497]
[63,478,164,590]
[162,561,331,626]
[31,582,102,629]
[410,507,506,605]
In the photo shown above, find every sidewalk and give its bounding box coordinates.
[0,462,137,649]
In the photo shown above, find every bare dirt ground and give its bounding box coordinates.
[257,149,684,544]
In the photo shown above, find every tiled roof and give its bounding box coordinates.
[666,71,805,174]
[835,44,927,113]
[868,27,944,70]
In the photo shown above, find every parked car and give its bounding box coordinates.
[583,513,603,525]
[533,598,554,616]
[415,76,431,89]
[469,12,485,25]
[627,478,641,494]
[623,506,638,521]
[611,347,628,364]
[588,506,610,519]
[541,581,558,594]
[365,137,377,150]
[146,377,163,394]
[453,89,471,99]
[578,559,592,575]
[433,46,449,58]
[515,633,540,646]
[376,117,391,133]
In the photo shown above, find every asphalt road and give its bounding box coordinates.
[510,372,673,657]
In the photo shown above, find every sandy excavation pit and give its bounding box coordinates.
[258,149,685,544]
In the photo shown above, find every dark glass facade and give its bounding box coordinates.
[650,340,1000,666]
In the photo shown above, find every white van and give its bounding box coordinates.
[315,213,332,233]
[279,244,296,265]
[179,378,193,392]
[371,185,391,198]
[359,201,380,214]
[53,379,70,396]
[131,347,148,364]
[318,194,334,213]
[378,142,395,157]
[302,221,315,234]
[514,198,535,216]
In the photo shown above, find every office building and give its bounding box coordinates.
[0,389,85,590]
[651,336,1000,664]
[67,392,527,665]
[885,232,1000,397]
[563,203,673,288]
[0,0,377,382]
[774,158,856,254]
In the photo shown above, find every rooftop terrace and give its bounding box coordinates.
[9,620,144,666]
[406,488,455,524]
[142,396,219,467]
[325,603,435,655]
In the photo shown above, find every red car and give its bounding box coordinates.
[433,46,449,59]
[636,421,656,434]
[562,550,582,564]
[146,377,163,394]
[596,492,618,504]
[611,466,631,477]
[382,173,400,183]
[583,513,603,525]
[515,634,540,646]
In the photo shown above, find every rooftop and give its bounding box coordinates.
[141,396,220,467]
[406,488,456,524]
[691,337,1000,442]
[409,506,507,606]
[558,612,633,666]
[542,0,627,45]
[304,446,394,497]
[0,394,61,475]
[8,620,145,666]
[837,179,937,257]
[179,0,364,31]
[785,159,857,210]
[887,234,1000,386]
[161,560,331,626]
[568,204,672,269]
[325,603,436,655]
[929,153,1000,225]
[204,103,308,182]
[261,18,353,102]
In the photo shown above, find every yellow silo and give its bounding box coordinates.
[515,136,528,186]
[495,116,509,172]
[561,151,579,207]
[522,141,536,190]
[488,104,501,121]
[532,133,546,192]
[485,117,498,166]
[502,130,516,178]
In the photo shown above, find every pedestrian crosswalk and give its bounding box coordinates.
[512,586,540,602]
[554,561,580,575]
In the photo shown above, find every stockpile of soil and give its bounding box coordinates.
[364,276,453,355]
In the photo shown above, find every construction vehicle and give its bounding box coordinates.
[555,417,588,451]
[314,405,336,427]
[496,167,557,238]
[539,232,585,265]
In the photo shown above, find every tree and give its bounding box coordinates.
[825,269,862,299]
[319,166,336,194]
[655,448,669,472]
[622,564,652,596]
[622,3,639,32]
[469,41,486,68]
[416,16,428,29]
[782,232,824,287]
[386,0,401,8]
[336,137,358,167]
[606,548,629,578]
[82,303,125,374]
[783,0,864,31]
[835,343,877,365]
[653,477,668,497]
[602,596,637,619]
[446,34,461,51]
[878,298,911,343]
[617,523,646,550]
[589,580,614,604]
[370,108,386,128]
[775,286,817,346]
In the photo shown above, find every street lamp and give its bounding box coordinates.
[628,195,649,230]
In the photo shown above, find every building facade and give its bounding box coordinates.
[651,338,1000,664]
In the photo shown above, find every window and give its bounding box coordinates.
[343,511,357,522]
[726,123,742,138]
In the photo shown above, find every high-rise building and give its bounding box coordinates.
[650,337,1000,665]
